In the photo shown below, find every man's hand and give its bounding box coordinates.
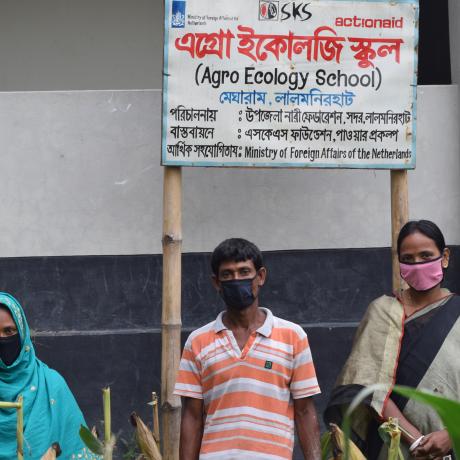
[413,430,452,459]
[294,397,321,460]
[179,397,204,460]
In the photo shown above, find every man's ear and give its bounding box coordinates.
[442,247,450,269]
[211,274,221,291]
[257,267,267,287]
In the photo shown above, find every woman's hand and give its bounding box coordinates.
[412,430,452,459]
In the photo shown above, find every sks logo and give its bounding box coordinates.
[259,1,279,21]
[281,2,312,21]
[259,1,312,22]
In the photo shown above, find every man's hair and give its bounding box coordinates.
[211,238,263,276]
[397,219,446,256]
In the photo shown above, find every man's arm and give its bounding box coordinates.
[179,397,204,460]
[294,397,321,460]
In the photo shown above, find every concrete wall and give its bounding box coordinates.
[0,0,164,91]
[0,86,458,259]
[0,1,458,457]
[0,0,456,87]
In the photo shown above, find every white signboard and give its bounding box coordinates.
[162,0,418,169]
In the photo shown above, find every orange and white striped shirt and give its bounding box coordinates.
[174,308,320,459]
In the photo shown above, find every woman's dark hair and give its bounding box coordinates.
[397,220,446,256]
[0,303,15,325]
[211,238,263,276]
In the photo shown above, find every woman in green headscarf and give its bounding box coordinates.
[0,292,100,460]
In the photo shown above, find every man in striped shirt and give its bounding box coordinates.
[174,238,321,460]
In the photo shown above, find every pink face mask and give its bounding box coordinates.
[399,256,444,291]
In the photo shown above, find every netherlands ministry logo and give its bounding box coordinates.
[259,1,279,21]
[171,0,186,28]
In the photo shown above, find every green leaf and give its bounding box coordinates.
[392,385,460,457]
[79,425,104,455]
[321,431,332,459]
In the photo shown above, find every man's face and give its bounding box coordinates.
[213,259,266,293]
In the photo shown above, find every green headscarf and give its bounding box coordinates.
[0,293,100,459]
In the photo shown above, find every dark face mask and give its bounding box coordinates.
[220,276,257,310]
[0,333,21,366]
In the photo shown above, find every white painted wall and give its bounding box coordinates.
[0,1,456,90]
[0,86,458,257]
[0,0,163,91]
[0,1,457,256]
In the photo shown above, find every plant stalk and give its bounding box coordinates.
[102,387,112,460]
[0,401,22,409]
[17,396,24,460]
[152,392,160,448]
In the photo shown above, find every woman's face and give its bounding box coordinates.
[399,231,449,267]
[0,308,18,338]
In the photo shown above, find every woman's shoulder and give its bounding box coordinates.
[38,361,73,392]
[361,294,403,323]
[368,293,399,309]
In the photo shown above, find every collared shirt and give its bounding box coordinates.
[174,308,321,459]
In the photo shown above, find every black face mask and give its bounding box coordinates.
[220,277,257,310]
[0,333,21,366]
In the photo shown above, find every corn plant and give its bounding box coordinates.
[0,396,24,460]
[127,390,163,459]
[378,418,403,460]
[147,392,160,449]
[321,423,365,460]
[80,387,115,459]
[341,384,460,460]
[391,386,460,454]
[80,388,162,460]
[130,412,162,460]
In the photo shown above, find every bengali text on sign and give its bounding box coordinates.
[162,0,418,169]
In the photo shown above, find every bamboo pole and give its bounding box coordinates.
[161,166,182,460]
[390,170,409,292]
